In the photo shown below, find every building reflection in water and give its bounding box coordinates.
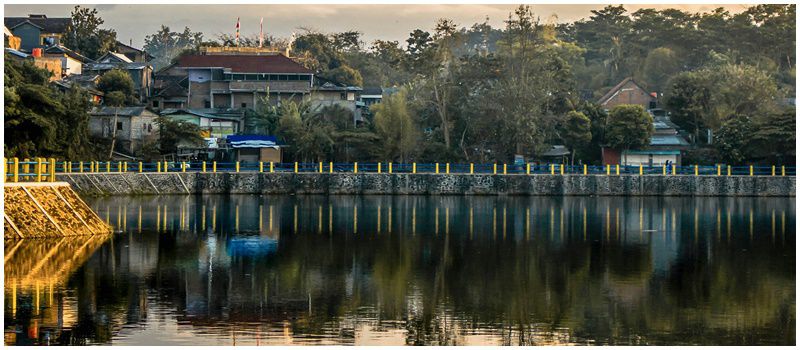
[3,195,795,345]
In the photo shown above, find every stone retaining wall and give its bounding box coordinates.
[57,172,796,197]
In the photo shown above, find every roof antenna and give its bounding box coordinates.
[130,39,133,46]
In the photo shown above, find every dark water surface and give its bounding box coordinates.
[4,195,795,345]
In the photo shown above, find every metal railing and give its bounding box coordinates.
[4,157,796,182]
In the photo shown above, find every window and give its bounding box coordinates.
[116,122,123,131]
[204,100,211,108]
[241,102,247,108]
[147,123,152,132]
[649,101,657,109]
[152,100,159,108]
[340,93,347,100]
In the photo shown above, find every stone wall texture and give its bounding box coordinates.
[58,172,795,197]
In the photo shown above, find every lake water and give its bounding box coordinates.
[4,195,795,345]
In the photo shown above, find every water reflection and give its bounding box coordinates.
[4,195,795,345]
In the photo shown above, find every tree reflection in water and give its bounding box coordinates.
[4,195,795,345]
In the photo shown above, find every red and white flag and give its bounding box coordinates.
[259,17,264,47]
[235,17,240,46]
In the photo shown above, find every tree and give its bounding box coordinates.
[318,65,363,86]
[143,25,204,70]
[605,104,654,164]
[561,111,592,165]
[751,108,796,164]
[664,71,711,144]
[713,115,754,164]
[372,89,418,162]
[62,6,117,60]
[97,69,135,104]
[641,47,680,91]
[155,116,203,155]
[104,91,126,158]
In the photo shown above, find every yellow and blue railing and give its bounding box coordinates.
[3,158,796,182]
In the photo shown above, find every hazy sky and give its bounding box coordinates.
[5,4,748,48]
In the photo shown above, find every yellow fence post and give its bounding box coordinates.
[526,163,530,175]
[694,165,698,176]
[378,162,382,174]
[750,165,754,176]
[503,164,507,175]
[137,161,142,173]
[212,161,217,173]
[493,164,497,175]
[2,158,6,181]
[36,158,43,182]
[62,161,68,173]
[662,164,666,175]
[201,161,205,173]
[12,158,19,182]
[235,161,240,172]
[106,161,110,173]
[164,161,168,172]
[470,163,475,174]
[550,164,555,175]
[446,163,450,174]
[49,158,56,181]
[157,162,161,173]
[672,165,676,175]
[435,163,439,174]
[117,161,122,173]
[413,163,417,174]
[271,162,275,173]
[182,162,187,172]
[294,162,298,173]
[781,166,785,176]
[606,164,610,175]
[389,162,393,174]
[328,162,332,174]
[354,162,358,173]
[717,165,721,176]
[79,161,83,174]
[615,164,620,175]
[583,164,588,175]
[639,164,643,175]
[319,162,323,173]
[560,164,564,175]
[727,165,731,176]
[259,162,263,173]
[772,165,775,176]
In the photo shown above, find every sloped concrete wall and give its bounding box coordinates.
[58,172,795,197]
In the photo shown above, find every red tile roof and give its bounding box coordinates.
[177,54,312,74]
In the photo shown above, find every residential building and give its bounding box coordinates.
[309,76,363,125]
[598,77,657,110]
[6,47,63,81]
[602,116,690,166]
[150,63,188,111]
[115,40,154,63]
[4,14,69,52]
[53,74,104,104]
[43,45,92,76]
[159,108,241,138]
[4,26,21,50]
[89,106,159,155]
[83,51,153,103]
[359,87,383,108]
[175,53,314,109]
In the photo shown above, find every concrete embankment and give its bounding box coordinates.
[57,172,795,197]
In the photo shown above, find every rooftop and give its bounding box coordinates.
[5,15,70,34]
[176,54,312,74]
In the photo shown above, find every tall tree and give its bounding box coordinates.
[561,111,592,165]
[143,25,204,70]
[605,104,654,164]
[372,89,418,162]
[62,6,117,60]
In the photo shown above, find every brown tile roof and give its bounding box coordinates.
[176,54,312,74]
[597,77,651,105]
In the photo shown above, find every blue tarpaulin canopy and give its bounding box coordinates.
[226,135,279,148]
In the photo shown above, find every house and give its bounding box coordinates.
[83,51,153,103]
[53,74,104,104]
[115,40,153,63]
[89,106,159,155]
[150,63,189,111]
[598,77,657,110]
[540,145,571,164]
[309,76,363,125]
[4,14,70,52]
[602,116,690,166]
[43,45,92,76]
[359,87,383,107]
[227,135,282,163]
[6,47,63,81]
[171,52,314,109]
[159,108,241,138]
[4,26,21,50]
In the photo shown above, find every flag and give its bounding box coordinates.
[259,17,264,47]
[235,17,240,46]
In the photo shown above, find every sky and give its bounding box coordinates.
[4,4,748,48]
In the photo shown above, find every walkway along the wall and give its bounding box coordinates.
[57,172,796,197]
